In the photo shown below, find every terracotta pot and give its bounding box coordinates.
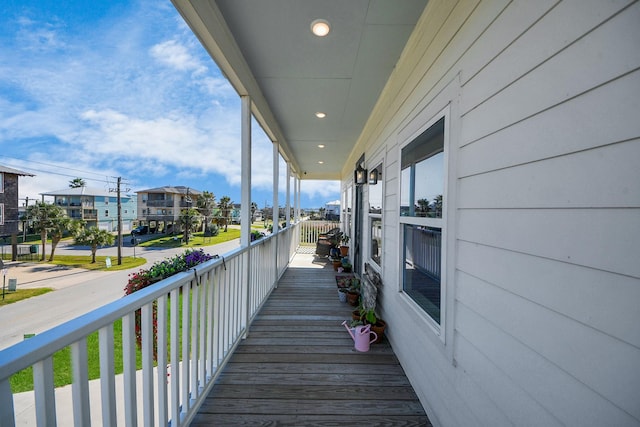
[340,245,349,257]
[369,320,386,344]
[346,291,360,306]
[351,309,362,321]
[332,260,341,271]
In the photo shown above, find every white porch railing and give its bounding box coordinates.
[297,220,340,246]
[0,225,296,426]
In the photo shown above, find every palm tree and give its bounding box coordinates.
[177,208,201,243]
[48,218,84,261]
[217,196,232,232]
[196,191,216,232]
[69,178,86,188]
[74,227,115,263]
[24,202,66,261]
[250,201,258,224]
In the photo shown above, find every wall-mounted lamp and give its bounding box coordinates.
[354,164,368,186]
[369,169,380,185]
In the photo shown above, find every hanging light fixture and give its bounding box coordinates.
[354,164,367,186]
[369,168,380,185]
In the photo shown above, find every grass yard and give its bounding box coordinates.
[48,255,147,271]
[139,229,241,248]
[0,288,53,306]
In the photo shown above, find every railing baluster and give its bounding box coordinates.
[157,294,168,426]
[181,283,190,416]
[141,303,154,426]
[99,326,116,427]
[122,312,138,427]
[0,379,15,427]
[170,288,180,427]
[71,338,90,426]
[198,275,207,390]
[212,268,221,368]
[190,278,199,404]
[33,356,56,427]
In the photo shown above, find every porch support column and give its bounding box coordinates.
[285,163,291,226]
[240,95,251,337]
[272,141,279,286]
[295,176,300,222]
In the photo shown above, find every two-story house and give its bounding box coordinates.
[136,186,202,233]
[41,187,137,232]
[0,165,34,237]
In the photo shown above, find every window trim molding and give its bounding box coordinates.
[397,105,451,343]
[366,154,385,273]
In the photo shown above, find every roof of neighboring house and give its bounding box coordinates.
[136,186,202,196]
[41,187,135,198]
[0,164,35,176]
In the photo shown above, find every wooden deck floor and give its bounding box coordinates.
[192,254,432,426]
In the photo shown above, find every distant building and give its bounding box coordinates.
[136,186,202,232]
[0,165,34,236]
[324,200,340,221]
[41,187,137,232]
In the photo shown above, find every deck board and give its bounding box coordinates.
[193,254,432,426]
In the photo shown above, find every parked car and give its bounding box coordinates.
[132,225,148,235]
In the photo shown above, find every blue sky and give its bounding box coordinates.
[0,0,340,209]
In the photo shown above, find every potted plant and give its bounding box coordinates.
[361,308,386,344]
[346,279,360,306]
[339,234,350,257]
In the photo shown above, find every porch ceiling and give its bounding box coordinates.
[172,0,428,180]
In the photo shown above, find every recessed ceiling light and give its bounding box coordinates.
[318,161,324,164]
[317,144,325,148]
[311,19,330,37]
[315,112,326,118]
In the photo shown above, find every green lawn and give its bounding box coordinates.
[0,288,53,306]
[48,255,146,271]
[138,229,241,248]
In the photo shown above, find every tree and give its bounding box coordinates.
[177,208,201,243]
[250,202,258,224]
[69,178,86,188]
[25,202,67,261]
[196,191,216,232]
[48,217,84,261]
[216,196,232,232]
[74,227,115,263]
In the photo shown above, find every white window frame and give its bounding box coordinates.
[367,156,384,272]
[398,107,450,340]
[0,203,4,225]
[0,173,4,193]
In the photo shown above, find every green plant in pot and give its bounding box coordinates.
[361,308,386,344]
[339,234,350,257]
[346,279,360,306]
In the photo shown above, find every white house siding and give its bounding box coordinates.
[351,0,640,426]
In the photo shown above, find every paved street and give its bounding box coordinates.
[0,238,240,350]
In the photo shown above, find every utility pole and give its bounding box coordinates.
[117,177,123,265]
[109,177,127,266]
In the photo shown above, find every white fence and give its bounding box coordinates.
[297,220,340,246]
[0,225,296,426]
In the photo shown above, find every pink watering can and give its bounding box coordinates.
[342,321,377,352]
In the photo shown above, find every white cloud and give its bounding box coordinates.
[150,39,205,74]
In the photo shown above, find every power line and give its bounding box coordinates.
[0,155,131,188]
[0,154,110,179]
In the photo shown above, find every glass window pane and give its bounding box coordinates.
[368,165,383,214]
[403,224,442,324]
[370,218,382,266]
[414,152,443,218]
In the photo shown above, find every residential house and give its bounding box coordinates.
[41,187,137,232]
[0,165,34,237]
[136,186,202,232]
[324,200,340,221]
[172,1,639,425]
